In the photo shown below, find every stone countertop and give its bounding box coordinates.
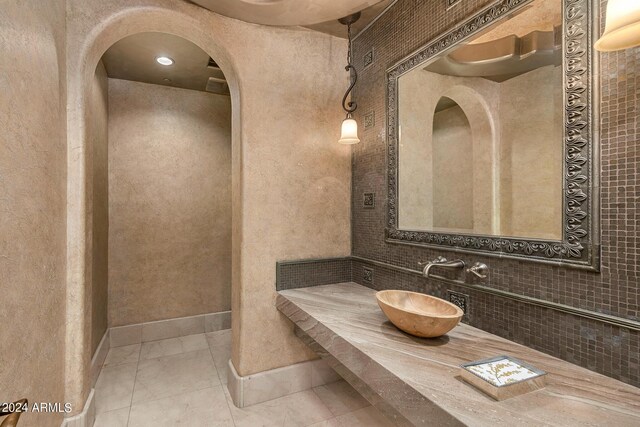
[276,282,640,427]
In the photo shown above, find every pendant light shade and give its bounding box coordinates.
[595,0,640,51]
[339,116,360,145]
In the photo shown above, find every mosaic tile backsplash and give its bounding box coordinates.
[348,0,640,386]
[276,258,352,291]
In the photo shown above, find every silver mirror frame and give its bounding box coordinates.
[386,0,600,271]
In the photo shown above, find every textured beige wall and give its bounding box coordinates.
[232,31,351,376]
[90,61,109,354]
[398,70,434,230]
[64,2,351,403]
[499,65,563,240]
[432,105,474,230]
[0,1,67,426]
[108,79,232,326]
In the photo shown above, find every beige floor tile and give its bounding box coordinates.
[334,406,394,427]
[132,349,220,404]
[128,386,234,427]
[206,329,232,384]
[225,388,334,427]
[95,362,137,414]
[206,329,231,350]
[139,333,208,360]
[103,344,141,367]
[93,407,130,427]
[312,380,370,416]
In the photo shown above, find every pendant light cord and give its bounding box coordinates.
[342,21,358,115]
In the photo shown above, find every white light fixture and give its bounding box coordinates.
[338,12,361,145]
[339,115,360,145]
[595,0,640,51]
[156,56,174,66]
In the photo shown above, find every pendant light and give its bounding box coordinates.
[338,12,361,145]
[595,0,640,51]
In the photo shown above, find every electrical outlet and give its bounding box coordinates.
[363,192,375,208]
[364,49,374,67]
[363,267,374,285]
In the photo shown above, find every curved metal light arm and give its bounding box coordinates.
[342,64,358,114]
[339,13,360,115]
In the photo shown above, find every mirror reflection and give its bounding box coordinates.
[397,0,563,240]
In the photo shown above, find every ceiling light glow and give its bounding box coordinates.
[156,56,174,66]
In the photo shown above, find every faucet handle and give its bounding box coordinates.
[418,256,447,267]
[467,262,489,279]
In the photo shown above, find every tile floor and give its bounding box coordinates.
[93,330,394,426]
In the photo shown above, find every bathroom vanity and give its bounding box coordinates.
[277,283,640,426]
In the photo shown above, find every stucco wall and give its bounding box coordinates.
[108,79,232,326]
[499,65,563,240]
[432,105,474,230]
[90,60,109,354]
[0,1,67,426]
[64,0,351,411]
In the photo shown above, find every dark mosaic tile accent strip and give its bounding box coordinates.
[351,0,640,386]
[276,258,352,291]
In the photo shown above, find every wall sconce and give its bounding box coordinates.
[595,0,640,51]
[338,12,361,145]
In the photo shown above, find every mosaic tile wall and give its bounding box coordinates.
[276,258,352,291]
[349,0,640,386]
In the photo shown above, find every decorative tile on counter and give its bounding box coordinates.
[462,356,543,387]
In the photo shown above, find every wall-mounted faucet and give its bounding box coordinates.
[419,257,465,278]
[466,262,489,279]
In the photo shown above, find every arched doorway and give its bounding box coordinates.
[65,6,242,416]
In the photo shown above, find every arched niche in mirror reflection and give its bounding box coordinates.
[432,97,474,232]
[397,82,496,235]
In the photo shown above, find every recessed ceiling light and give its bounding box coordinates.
[156,56,174,66]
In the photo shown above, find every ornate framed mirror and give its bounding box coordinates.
[386,0,599,270]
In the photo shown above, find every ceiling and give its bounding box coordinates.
[100,1,396,92]
[470,0,561,45]
[189,0,391,32]
[425,0,562,83]
[101,32,230,95]
[305,0,394,38]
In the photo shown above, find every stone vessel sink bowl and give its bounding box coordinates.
[376,290,464,338]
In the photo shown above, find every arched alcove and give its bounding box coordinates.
[65,6,243,414]
[431,96,474,231]
[436,85,497,235]
[65,1,352,417]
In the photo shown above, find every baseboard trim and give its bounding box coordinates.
[90,330,110,388]
[227,358,341,408]
[60,388,95,427]
[110,310,231,347]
